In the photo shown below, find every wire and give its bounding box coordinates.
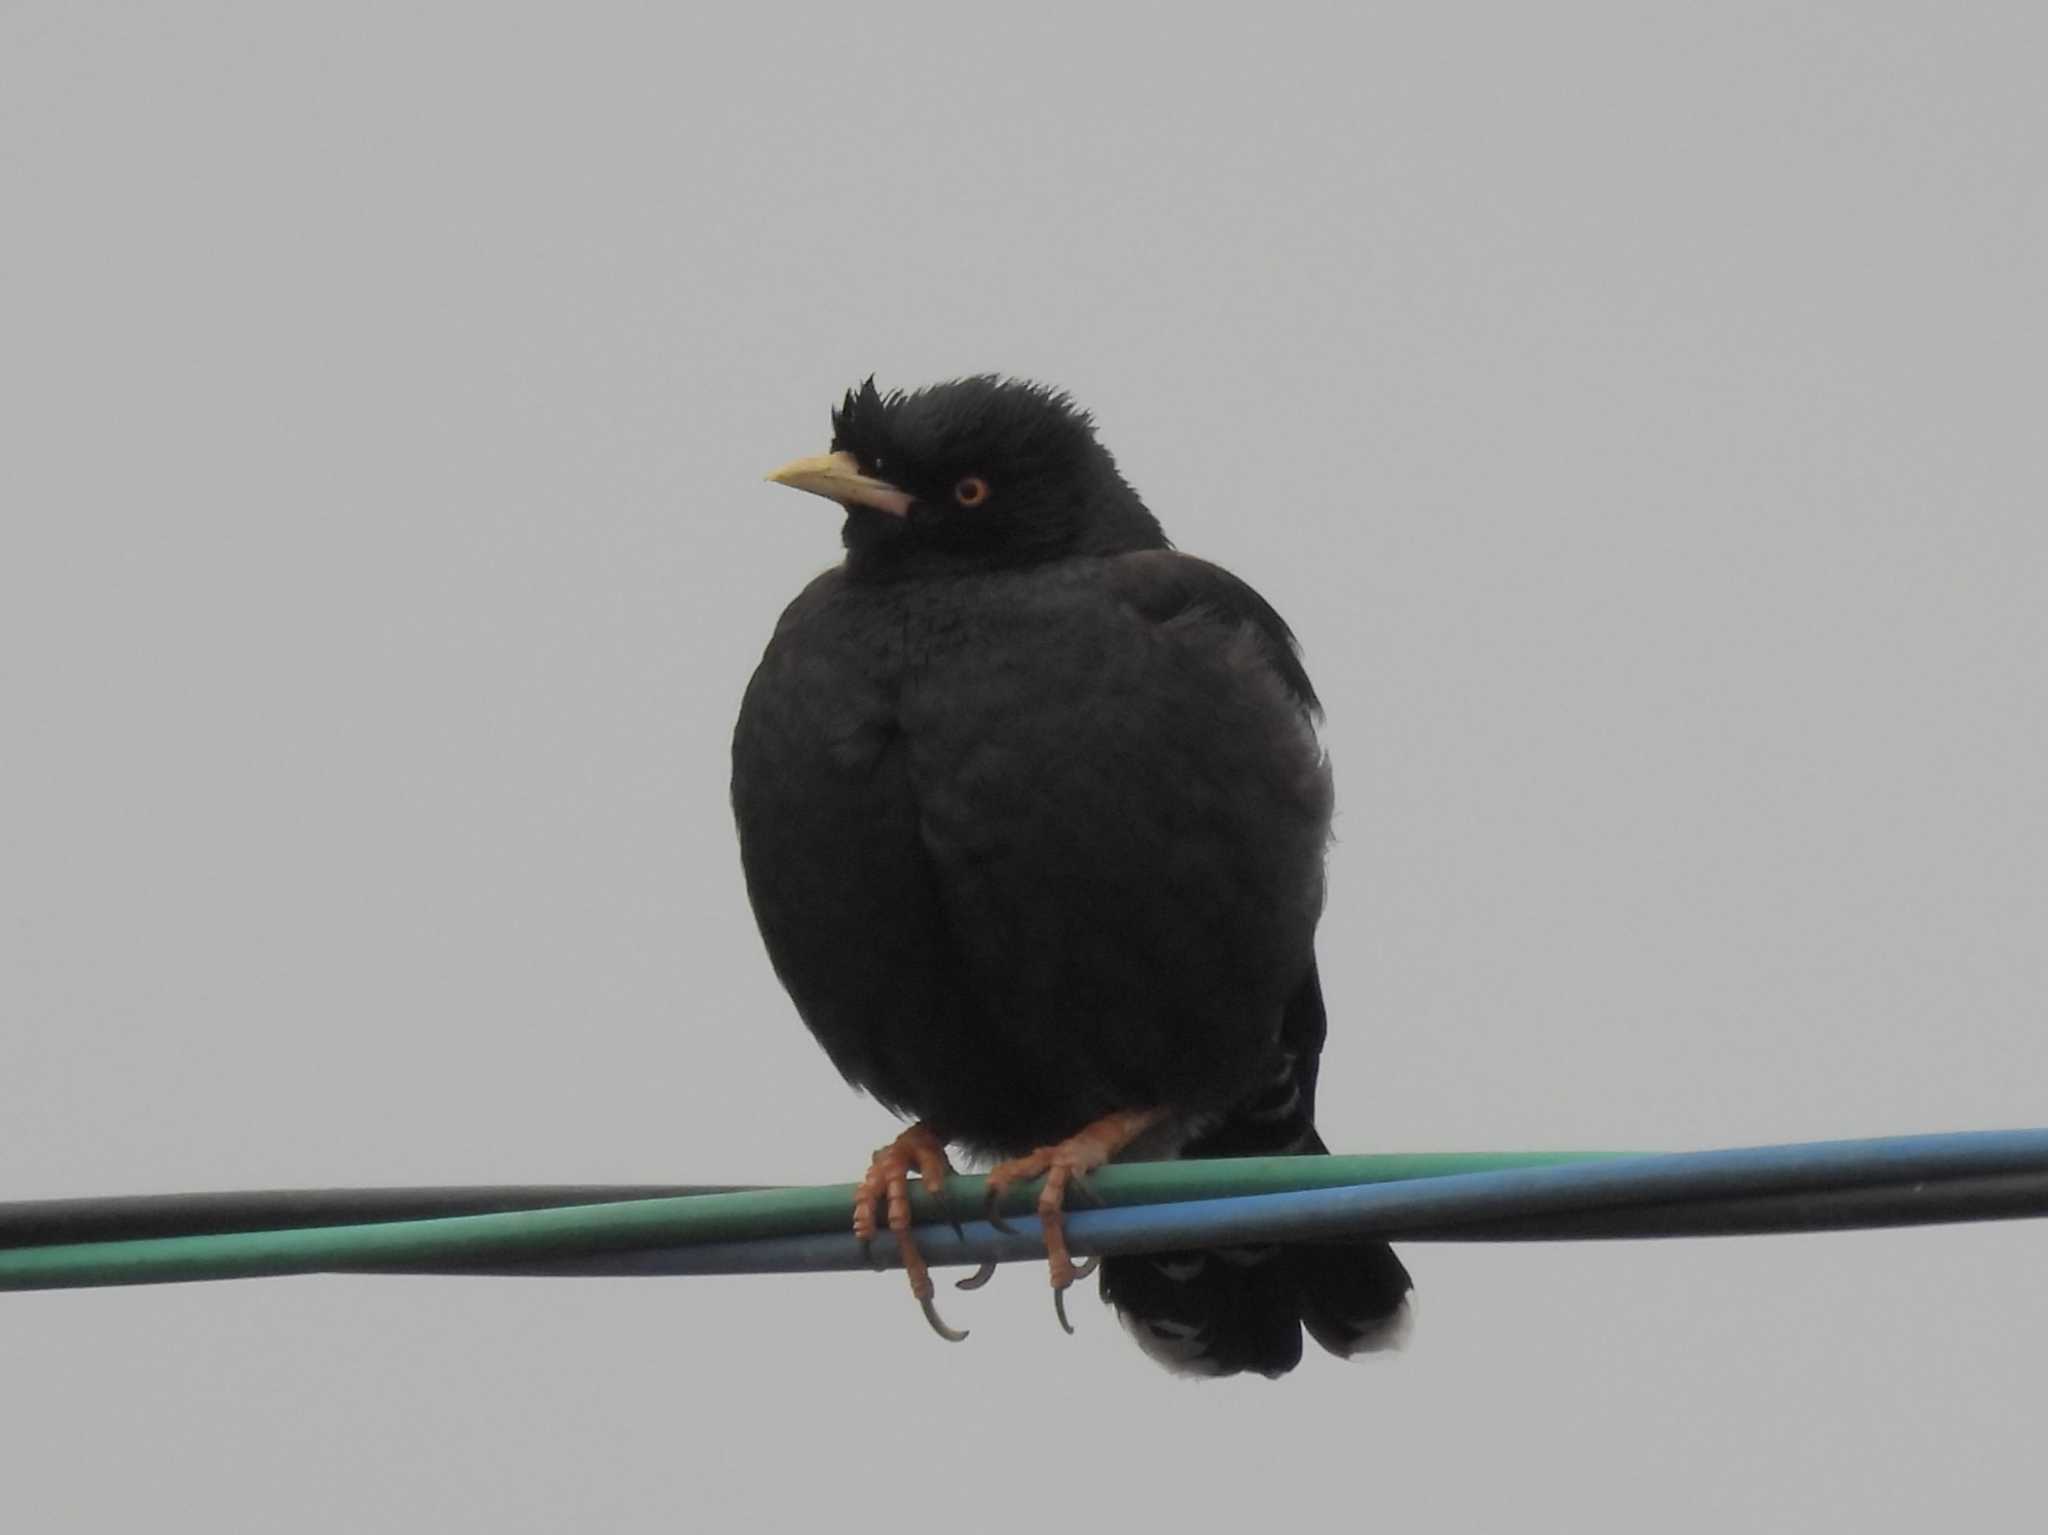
[0,1131,2043,1293]
[1408,1170,2048,1240]
[0,1186,748,1249]
[0,1152,1603,1290]
[443,1130,2048,1278]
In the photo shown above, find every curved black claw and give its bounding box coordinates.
[1068,1172,1105,1208]
[955,1259,999,1292]
[920,1294,969,1343]
[1071,1254,1100,1280]
[857,1237,885,1273]
[983,1185,1018,1236]
[1053,1287,1076,1336]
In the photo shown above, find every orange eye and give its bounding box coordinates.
[953,475,990,507]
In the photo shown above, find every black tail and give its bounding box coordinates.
[1098,966,1414,1379]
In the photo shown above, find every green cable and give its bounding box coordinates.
[0,1152,1608,1292]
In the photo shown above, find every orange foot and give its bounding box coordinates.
[983,1106,1167,1334]
[853,1121,967,1342]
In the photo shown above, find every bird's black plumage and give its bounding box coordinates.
[733,376,1411,1376]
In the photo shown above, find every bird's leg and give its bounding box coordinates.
[983,1106,1167,1333]
[854,1121,968,1342]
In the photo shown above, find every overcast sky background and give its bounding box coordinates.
[4,4,2045,1529]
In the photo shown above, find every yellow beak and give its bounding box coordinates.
[765,451,915,519]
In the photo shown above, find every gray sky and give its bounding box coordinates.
[4,4,2044,1528]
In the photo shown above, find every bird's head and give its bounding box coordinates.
[765,376,1167,579]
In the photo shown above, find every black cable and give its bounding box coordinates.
[0,1185,747,1250]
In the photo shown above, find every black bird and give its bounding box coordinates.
[732,376,1412,1377]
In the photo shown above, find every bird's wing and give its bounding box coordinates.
[1100,548,1321,716]
[1103,548,1334,1131]
[1089,555,1411,1374]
